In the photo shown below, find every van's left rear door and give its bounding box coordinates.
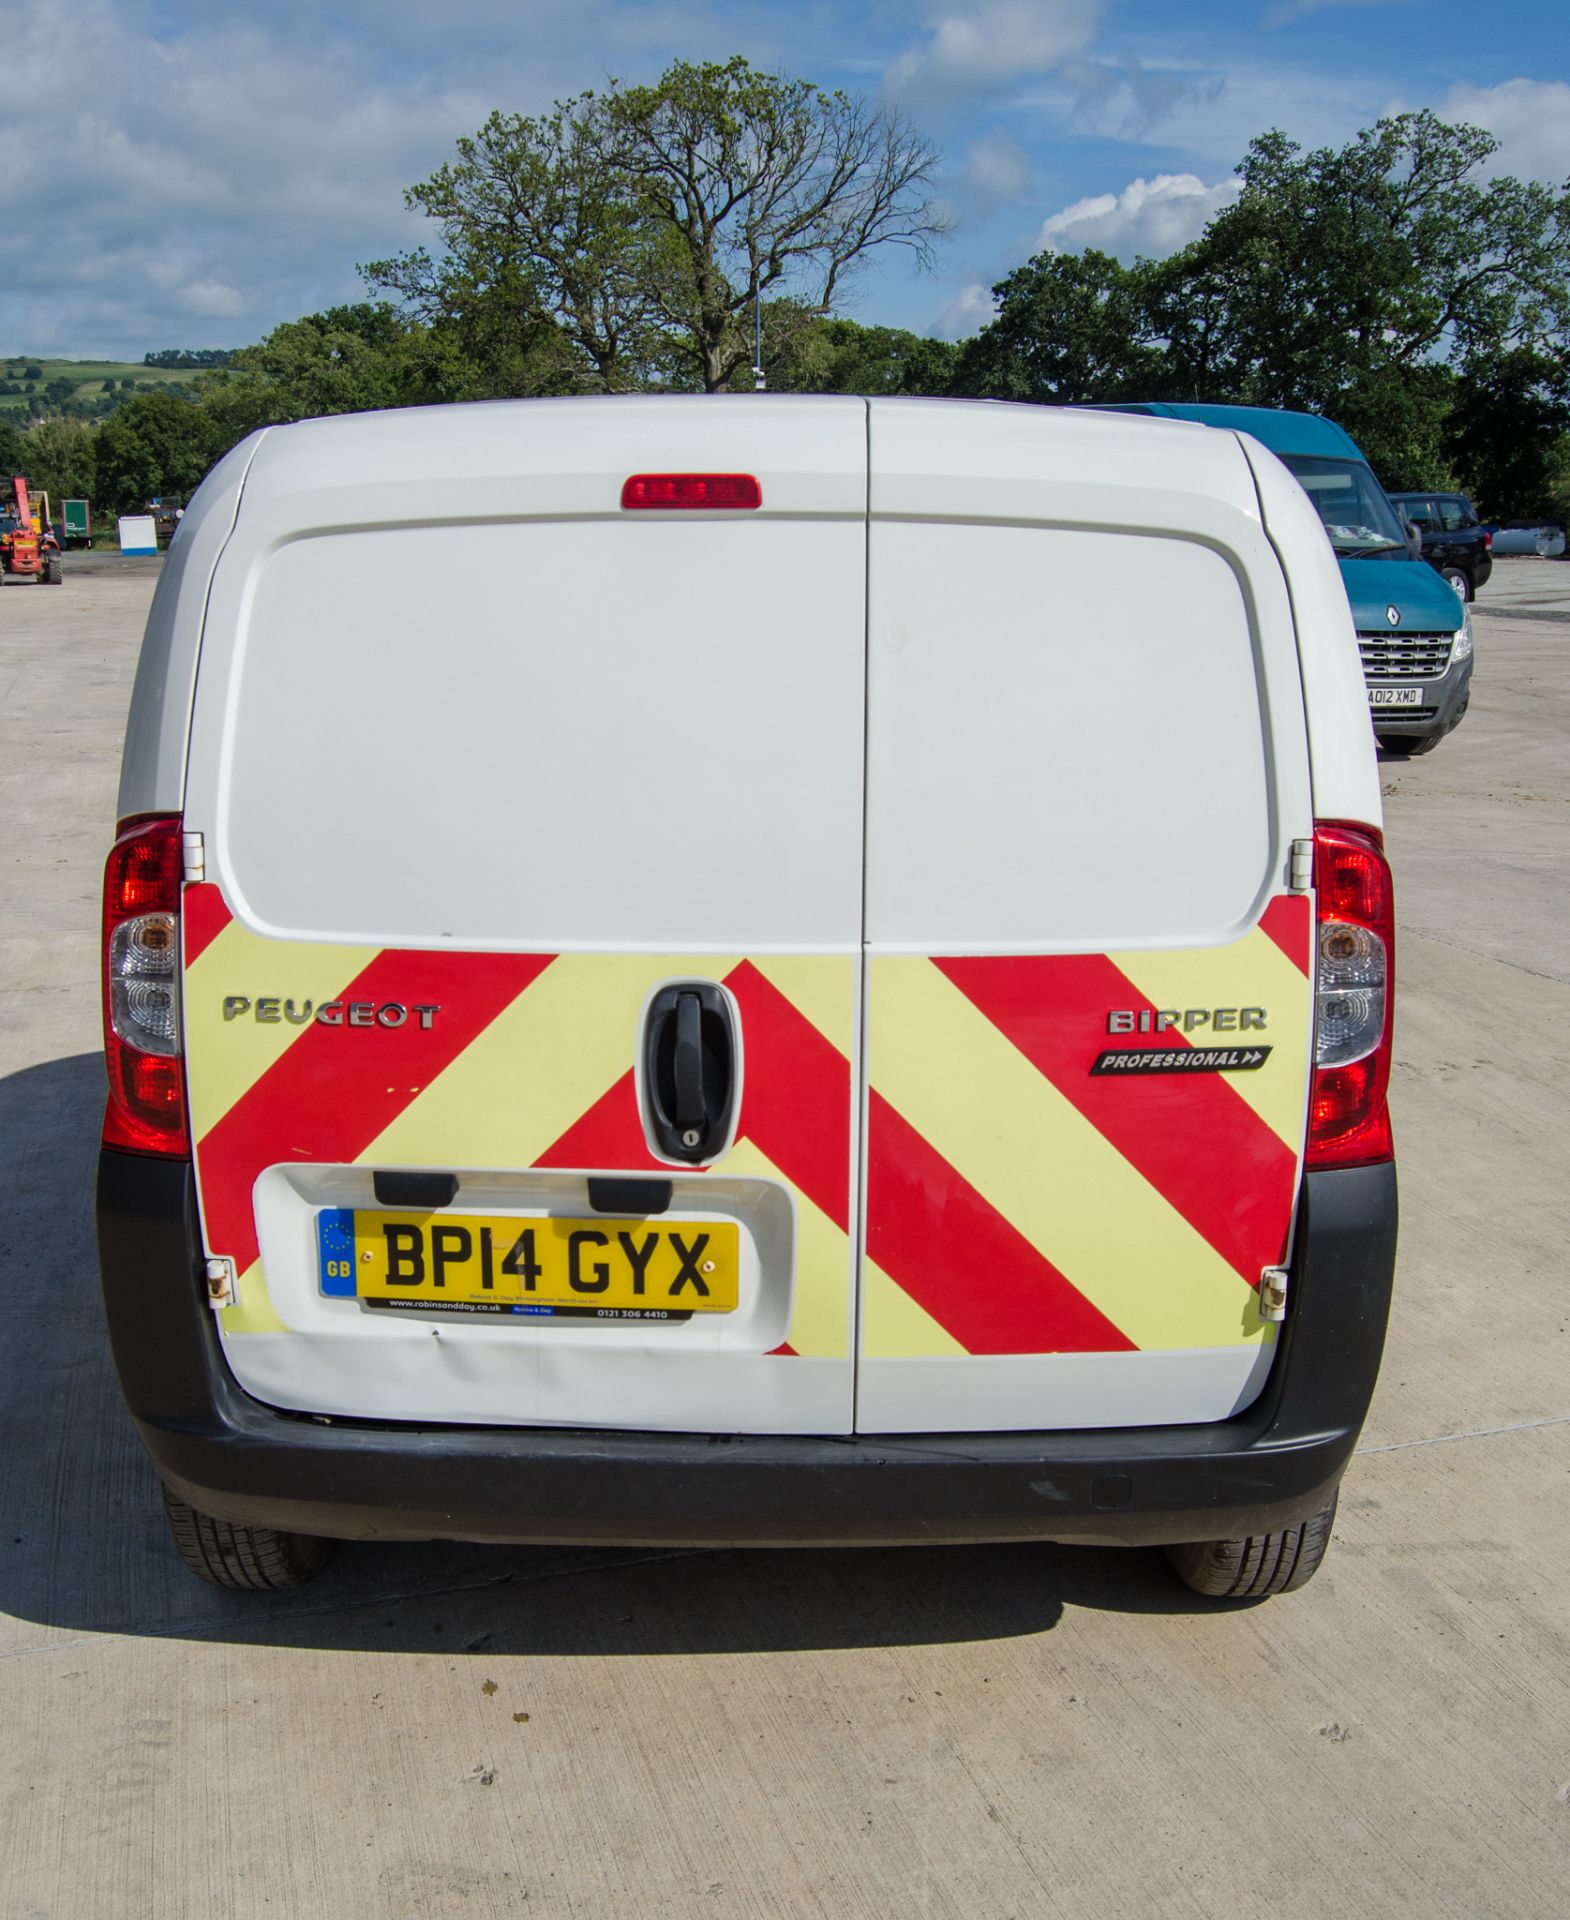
[180,396,868,1436]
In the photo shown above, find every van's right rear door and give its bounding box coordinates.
[858,401,1316,1434]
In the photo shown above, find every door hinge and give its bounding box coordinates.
[182,830,205,885]
[204,1257,236,1309]
[1259,1266,1289,1322]
[1289,837,1314,893]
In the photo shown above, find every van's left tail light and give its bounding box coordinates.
[1307,823,1394,1169]
[102,814,189,1156]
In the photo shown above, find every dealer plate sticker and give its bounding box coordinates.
[316,1208,739,1318]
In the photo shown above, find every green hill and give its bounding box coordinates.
[0,357,205,418]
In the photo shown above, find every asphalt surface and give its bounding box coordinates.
[1,554,1567,1918]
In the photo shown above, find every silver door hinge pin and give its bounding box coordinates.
[1259,1267,1289,1322]
[204,1257,236,1308]
[1289,838,1313,893]
[182,830,206,885]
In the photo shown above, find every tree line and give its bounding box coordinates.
[4,61,1567,524]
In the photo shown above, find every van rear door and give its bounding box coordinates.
[180,397,867,1435]
[858,402,1315,1433]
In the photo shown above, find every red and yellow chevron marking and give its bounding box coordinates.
[181,887,856,1357]
[183,883,1313,1372]
[862,899,1312,1360]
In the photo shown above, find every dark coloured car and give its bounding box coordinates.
[1387,491,1492,602]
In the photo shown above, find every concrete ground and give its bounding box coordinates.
[1,555,1566,1919]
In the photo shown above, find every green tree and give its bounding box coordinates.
[952,111,1570,495]
[362,246,590,399]
[92,388,224,515]
[17,415,97,504]
[1446,348,1570,520]
[762,314,958,394]
[1158,113,1570,420]
[368,87,663,393]
[144,348,234,369]
[951,250,1163,403]
[375,57,948,394]
[612,59,948,391]
[207,303,414,436]
[1333,362,1458,492]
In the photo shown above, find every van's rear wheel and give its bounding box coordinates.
[1165,1492,1337,1599]
[160,1484,333,1590]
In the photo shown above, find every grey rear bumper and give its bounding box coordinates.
[98,1153,1397,1550]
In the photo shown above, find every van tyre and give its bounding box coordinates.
[160,1484,333,1590]
[1377,733,1437,757]
[1165,1492,1337,1598]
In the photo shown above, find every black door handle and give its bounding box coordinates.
[673,991,705,1135]
[642,983,737,1164]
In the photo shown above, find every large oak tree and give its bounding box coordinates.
[369,57,949,393]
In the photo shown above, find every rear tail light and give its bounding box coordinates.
[1483,529,1492,549]
[102,814,189,1156]
[621,474,762,511]
[1307,823,1394,1169]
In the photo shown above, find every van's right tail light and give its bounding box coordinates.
[102,814,189,1156]
[1308,823,1394,1169]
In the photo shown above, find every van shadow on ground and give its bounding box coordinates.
[0,1052,1219,1659]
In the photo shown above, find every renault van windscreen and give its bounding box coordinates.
[1279,454,1408,558]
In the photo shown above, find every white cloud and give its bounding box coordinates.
[962,130,1032,201]
[1060,54,1223,136]
[1438,80,1570,188]
[936,280,999,338]
[0,0,793,357]
[0,6,493,354]
[1016,49,1394,169]
[1036,172,1241,261]
[1262,0,1415,27]
[178,281,249,320]
[887,1,1103,109]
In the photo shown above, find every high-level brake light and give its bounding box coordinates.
[621,474,762,511]
[102,814,189,1156]
[1307,822,1395,1169]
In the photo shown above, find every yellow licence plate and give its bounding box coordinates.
[316,1209,739,1319]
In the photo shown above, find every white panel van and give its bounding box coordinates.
[98,397,1397,1600]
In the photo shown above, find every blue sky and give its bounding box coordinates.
[3,1,1568,357]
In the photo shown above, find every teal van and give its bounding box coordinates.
[1093,404,1471,757]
